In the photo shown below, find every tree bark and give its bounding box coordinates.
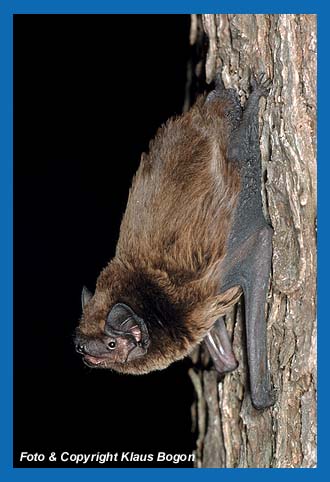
[188,14,316,469]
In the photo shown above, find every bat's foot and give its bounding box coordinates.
[251,387,276,410]
[251,72,272,98]
[206,70,242,131]
[213,357,238,375]
[204,317,239,374]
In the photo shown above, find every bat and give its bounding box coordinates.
[75,71,275,410]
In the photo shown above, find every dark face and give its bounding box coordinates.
[75,292,150,368]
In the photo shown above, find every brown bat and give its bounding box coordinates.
[75,72,275,409]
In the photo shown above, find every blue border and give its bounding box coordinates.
[0,0,324,481]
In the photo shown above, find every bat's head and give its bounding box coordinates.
[74,262,224,374]
[75,287,151,369]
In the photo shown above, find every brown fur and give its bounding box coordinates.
[77,95,242,373]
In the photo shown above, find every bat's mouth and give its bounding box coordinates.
[81,341,140,367]
[83,354,110,367]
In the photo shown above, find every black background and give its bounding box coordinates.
[14,14,196,468]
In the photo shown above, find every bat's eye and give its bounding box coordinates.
[107,340,116,350]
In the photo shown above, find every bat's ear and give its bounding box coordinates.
[105,303,149,346]
[81,286,93,310]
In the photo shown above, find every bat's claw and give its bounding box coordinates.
[214,70,225,92]
[206,70,226,103]
[251,72,272,97]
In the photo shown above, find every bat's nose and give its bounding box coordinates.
[75,341,87,354]
[74,332,92,355]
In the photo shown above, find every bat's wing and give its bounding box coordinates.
[220,225,275,410]
[204,228,274,409]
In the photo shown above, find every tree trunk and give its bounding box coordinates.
[188,14,316,469]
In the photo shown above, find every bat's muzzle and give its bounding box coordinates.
[75,334,114,356]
